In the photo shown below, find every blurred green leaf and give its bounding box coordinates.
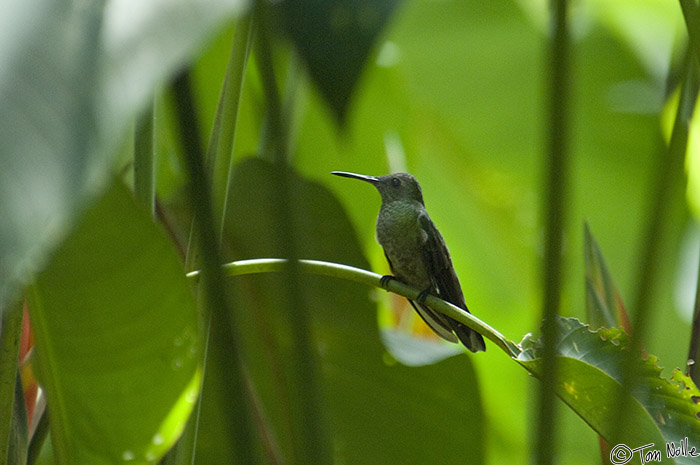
[684,83,700,220]
[8,375,28,465]
[0,0,246,310]
[98,0,249,144]
[0,0,105,309]
[273,0,402,121]
[28,181,200,465]
[195,158,485,464]
[518,317,700,464]
[0,301,25,464]
[517,0,684,81]
[586,0,683,81]
[584,223,630,331]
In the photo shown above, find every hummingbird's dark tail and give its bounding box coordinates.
[454,323,486,353]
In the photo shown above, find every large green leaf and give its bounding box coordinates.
[0,0,105,309]
[273,0,402,121]
[517,317,700,465]
[28,181,200,465]
[195,158,485,464]
[98,0,249,144]
[0,0,246,310]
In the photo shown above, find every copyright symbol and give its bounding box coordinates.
[610,444,633,464]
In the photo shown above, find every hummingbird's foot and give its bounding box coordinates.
[416,287,432,304]
[379,275,396,288]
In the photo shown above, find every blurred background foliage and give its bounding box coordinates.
[3,0,700,463]
[156,0,693,462]
[166,0,692,460]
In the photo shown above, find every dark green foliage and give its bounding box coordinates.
[273,0,402,121]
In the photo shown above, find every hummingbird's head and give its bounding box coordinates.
[331,171,425,205]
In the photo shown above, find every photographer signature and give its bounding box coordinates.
[610,438,699,464]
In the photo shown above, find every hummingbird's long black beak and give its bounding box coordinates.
[331,171,379,184]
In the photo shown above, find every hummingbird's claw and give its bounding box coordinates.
[379,275,396,288]
[416,288,432,304]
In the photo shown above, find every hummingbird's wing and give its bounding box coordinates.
[418,214,467,308]
[408,302,459,343]
[419,214,486,352]
[383,251,458,343]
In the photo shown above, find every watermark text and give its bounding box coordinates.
[609,438,699,464]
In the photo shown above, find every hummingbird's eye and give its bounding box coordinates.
[391,177,401,188]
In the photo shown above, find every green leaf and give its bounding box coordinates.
[584,223,630,331]
[195,158,485,464]
[517,317,700,464]
[0,0,246,309]
[273,0,402,121]
[98,0,249,143]
[8,374,28,465]
[0,0,105,309]
[28,181,200,465]
[0,301,25,463]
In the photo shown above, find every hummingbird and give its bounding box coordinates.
[332,171,486,352]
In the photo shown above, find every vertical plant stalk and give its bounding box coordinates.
[688,238,700,386]
[630,51,698,354]
[630,55,697,358]
[212,15,255,238]
[0,300,25,463]
[680,0,700,67]
[255,4,332,464]
[183,16,255,270]
[536,0,569,464]
[134,102,156,217]
[171,70,256,465]
[616,51,699,441]
[171,15,257,465]
[679,0,700,393]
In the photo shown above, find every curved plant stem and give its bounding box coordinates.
[186,259,520,357]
